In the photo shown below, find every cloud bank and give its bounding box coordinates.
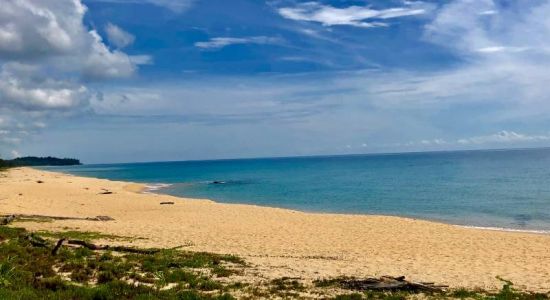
[0,0,147,155]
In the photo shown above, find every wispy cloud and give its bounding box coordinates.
[105,23,135,48]
[456,131,550,145]
[475,46,529,54]
[404,131,550,148]
[89,0,195,13]
[195,36,284,50]
[277,2,432,28]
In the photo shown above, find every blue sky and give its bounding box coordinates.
[2,0,550,163]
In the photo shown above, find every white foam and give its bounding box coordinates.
[458,225,550,235]
[143,183,173,194]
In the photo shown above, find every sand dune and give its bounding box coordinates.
[1,167,549,291]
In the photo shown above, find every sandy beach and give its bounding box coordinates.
[1,167,549,292]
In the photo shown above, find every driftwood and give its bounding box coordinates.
[25,234,48,248]
[0,214,114,222]
[0,214,16,225]
[99,188,114,195]
[160,202,174,205]
[52,238,160,255]
[340,276,447,292]
[51,238,67,255]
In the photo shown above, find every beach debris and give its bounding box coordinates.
[338,276,447,292]
[36,180,44,183]
[98,188,114,195]
[160,202,175,205]
[25,234,48,248]
[0,214,16,225]
[89,215,115,221]
[51,238,67,255]
[52,238,160,255]
[0,214,115,223]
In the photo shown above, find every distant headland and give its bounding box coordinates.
[0,156,81,168]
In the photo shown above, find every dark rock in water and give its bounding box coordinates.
[211,181,226,185]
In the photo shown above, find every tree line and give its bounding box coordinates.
[0,156,81,168]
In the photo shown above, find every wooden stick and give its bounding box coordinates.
[51,238,67,255]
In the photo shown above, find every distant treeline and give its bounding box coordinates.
[0,156,81,168]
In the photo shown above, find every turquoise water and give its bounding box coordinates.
[47,148,550,231]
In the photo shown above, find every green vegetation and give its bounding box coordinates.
[0,226,241,299]
[0,158,9,170]
[1,156,81,167]
[35,230,133,241]
[0,225,549,299]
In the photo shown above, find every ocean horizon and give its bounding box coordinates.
[46,147,550,232]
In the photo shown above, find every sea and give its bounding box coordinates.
[45,148,550,232]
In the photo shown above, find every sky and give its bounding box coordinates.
[2,0,550,163]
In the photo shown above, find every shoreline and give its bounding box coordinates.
[139,180,550,236]
[2,167,550,291]
[43,167,549,236]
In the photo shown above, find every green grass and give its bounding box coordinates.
[35,230,131,241]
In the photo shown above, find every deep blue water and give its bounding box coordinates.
[46,148,550,231]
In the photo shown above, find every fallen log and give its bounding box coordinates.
[25,234,48,248]
[340,276,447,292]
[0,214,16,225]
[51,238,67,255]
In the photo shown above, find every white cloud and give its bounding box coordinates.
[129,55,154,65]
[82,30,136,79]
[146,0,194,12]
[0,65,89,111]
[105,23,135,48]
[89,0,195,13]
[195,36,284,50]
[456,131,550,145]
[0,0,87,58]
[0,0,148,155]
[0,0,144,78]
[406,132,550,148]
[277,2,431,28]
[10,150,20,158]
[475,46,529,54]
[423,0,550,57]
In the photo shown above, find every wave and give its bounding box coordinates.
[458,225,550,235]
[143,183,173,194]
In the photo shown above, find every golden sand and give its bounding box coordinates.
[1,167,549,291]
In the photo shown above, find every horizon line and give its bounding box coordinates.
[71,145,550,166]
